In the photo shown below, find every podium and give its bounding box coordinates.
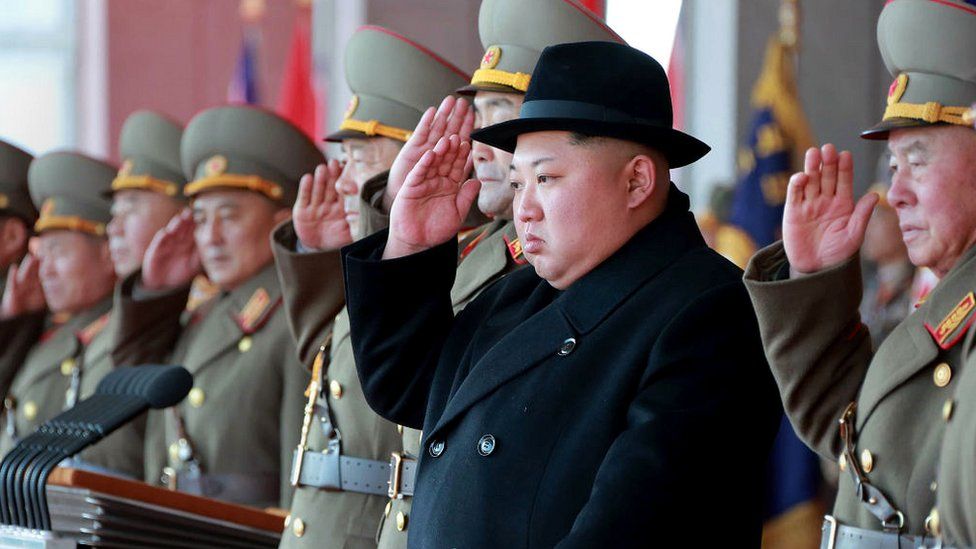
[0,468,284,548]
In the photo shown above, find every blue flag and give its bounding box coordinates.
[228,29,260,105]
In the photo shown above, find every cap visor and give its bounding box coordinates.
[455,82,525,96]
[324,128,370,143]
[861,117,949,140]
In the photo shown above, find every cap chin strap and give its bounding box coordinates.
[470,69,531,93]
[35,215,106,236]
[338,118,412,142]
[883,101,971,126]
[111,175,180,197]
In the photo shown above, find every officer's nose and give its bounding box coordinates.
[515,183,542,224]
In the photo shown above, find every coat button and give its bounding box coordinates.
[396,424,404,435]
[22,401,37,421]
[188,387,205,408]
[384,500,392,517]
[396,511,408,531]
[933,362,952,387]
[557,337,576,356]
[477,434,496,456]
[330,379,343,399]
[428,439,445,458]
[838,453,847,472]
[292,517,305,537]
[860,449,874,473]
[926,508,941,536]
[943,399,955,421]
[284,514,292,527]
[60,358,76,376]
[238,336,252,353]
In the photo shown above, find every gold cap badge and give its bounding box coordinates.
[480,46,502,70]
[204,155,227,177]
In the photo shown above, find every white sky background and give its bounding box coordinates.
[605,0,683,71]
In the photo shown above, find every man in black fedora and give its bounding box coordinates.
[343,41,782,547]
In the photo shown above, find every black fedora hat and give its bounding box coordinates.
[471,41,710,168]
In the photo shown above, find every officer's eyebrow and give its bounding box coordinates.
[889,140,928,156]
[510,156,556,171]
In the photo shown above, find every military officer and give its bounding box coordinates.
[344,41,781,547]
[0,152,117,456]
[111,106,321,508]
[362,2,625,545]
[59,110,190,479]
[743,0,976,545]
[271,26,469,548]
[0,139,36,299]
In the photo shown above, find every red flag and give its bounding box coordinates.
[577,0,605,18]
[277,7,320,139]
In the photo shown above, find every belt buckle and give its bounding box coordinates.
[823,515,838,549]
[388,452,403,499]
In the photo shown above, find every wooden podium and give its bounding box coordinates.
[0,468,284,548]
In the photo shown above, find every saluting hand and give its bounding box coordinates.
[142,209,203,291]
[783,144,879,275]
[293,160,350,250]
[384,134,481,260]
[1,254,45,320]
[384,96,475,212]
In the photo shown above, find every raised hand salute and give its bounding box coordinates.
[292,159,348,251]
[0,254,44,319]
[783,144,879,276]
[384,133,480,260]
[141,209,202,291]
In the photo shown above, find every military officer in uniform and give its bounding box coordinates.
[111,106,320,508]
[0,139,36,300]
[271,26,468,547]
[345,41,781,547]
[0,152,117,457]
[61,110,190,479]
[743,0,976,545]
[0,139,38,398]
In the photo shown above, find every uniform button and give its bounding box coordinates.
[934,362,952,387]
[477,434,496,456]
[838,453,847,472]
[926,507,941,536]
[428,439,445,458]
[396,511,408,532]
[284,514,292,527]
[931,481,938,492]
[168,442,180,463]
[60,358,76,376]
[22,401,37,421]
[397,424,404,435]
[188,387,205,408]
[238,336,253,353]
[860,449,874,473]
[292,517,305,537]
[557,337,576,356]
[943,399,955,422]
[384,500,392,517]
[330,379,343,400]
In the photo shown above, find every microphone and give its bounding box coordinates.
[0,364,191,531]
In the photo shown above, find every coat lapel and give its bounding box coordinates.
[856,246,976,428]
[19,298,111,387]
[180,264,282,374]
[429,187,704,435]
[450,221,511,306]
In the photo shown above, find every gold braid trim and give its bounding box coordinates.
[339,118,412,142]
[470,68,531,92]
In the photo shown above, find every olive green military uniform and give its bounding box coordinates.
[66,111,190,479]
[111,106,324,508]
[272,26,469,548]
[0,152,116,458]
[0,139,36,299]
[745,3,976,542]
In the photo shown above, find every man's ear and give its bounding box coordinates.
[273,207,292,225]
[625,154,660,209]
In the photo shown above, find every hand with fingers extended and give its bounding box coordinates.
[384,134,481,260]
[1,254,46,320]
[384,96,475,212]
[783,144,879,275]
[293,160,350,251]
[142,209,203,291]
